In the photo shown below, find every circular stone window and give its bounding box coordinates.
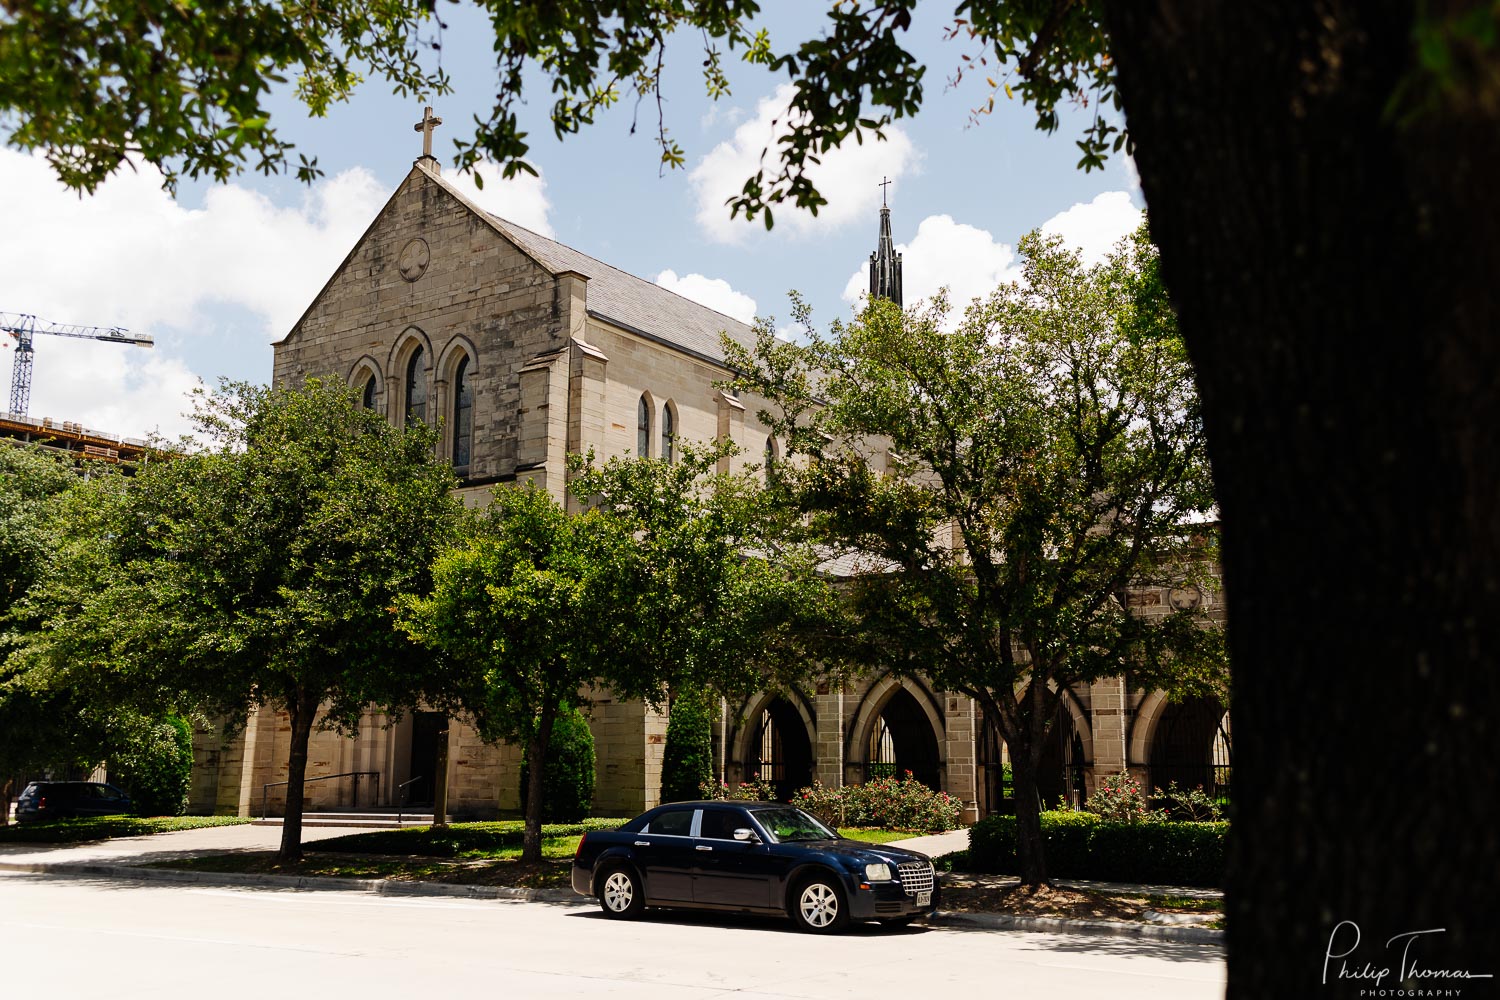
[398,238,431,282]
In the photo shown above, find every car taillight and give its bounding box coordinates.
[575,832,587,858]
[37,797,46,809]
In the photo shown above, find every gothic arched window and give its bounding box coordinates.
[764,436,777,473]
[452,355,473,472]
[360,372,378,411]
[661,403,675,464]
[637,395,651,458]
[405,346,427,426]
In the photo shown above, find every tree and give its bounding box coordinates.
[17,379,461,859]
[729,225,1224,885]
[518,706,596,823]
[660,685,715,804]
[402,447,840,862]
[9,2,1494,986]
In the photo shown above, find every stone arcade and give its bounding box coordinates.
[191,141,1230,823]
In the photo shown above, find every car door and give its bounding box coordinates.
[634,807,698,904]
[691,807,777,910]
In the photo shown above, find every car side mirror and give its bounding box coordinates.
[733,828,760,843]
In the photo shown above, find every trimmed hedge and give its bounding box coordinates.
[660,688,714,804]
[308,818,625,856]
[519,708,596,823]
[967,810,1226,887]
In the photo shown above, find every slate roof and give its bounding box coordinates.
[489,216,757,367]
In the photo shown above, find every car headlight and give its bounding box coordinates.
[864,863,892,882]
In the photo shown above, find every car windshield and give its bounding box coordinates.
[752,807,836,843]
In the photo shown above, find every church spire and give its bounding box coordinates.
[868,177,903,308]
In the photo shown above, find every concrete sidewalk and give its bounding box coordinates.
[0,821,389,868]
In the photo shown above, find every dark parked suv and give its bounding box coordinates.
[13,782,133,823]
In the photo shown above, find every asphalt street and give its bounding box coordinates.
[1,871,1225,999]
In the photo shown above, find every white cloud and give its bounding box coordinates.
[0,149,394,437]
[443,161,555,237]
[1040,190,1143,264]
[690,83,920,244]
[843,214,1021,323]
[653,270,758,324]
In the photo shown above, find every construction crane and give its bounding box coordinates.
[0,312,154,417]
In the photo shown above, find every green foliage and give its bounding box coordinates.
[308,818,626,857]
[10,378,461,855]
[403,446,837,861]
[728,223,1224,883]
[0,815,250,844]
[110,715,194,817]
[661,687,714,803]
[967,811,1226,887]
[1084,770,1158,824]
[519,707,596,823]
[791,774,963,832]
[699,776,776,801]
[1151,780,1224,822]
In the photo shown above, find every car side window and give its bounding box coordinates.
[645,808,694,836]
[698,809,750,841]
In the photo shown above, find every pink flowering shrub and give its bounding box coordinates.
[698,775,776,801]
[1084,770,1165,824]
[791,772,963,832]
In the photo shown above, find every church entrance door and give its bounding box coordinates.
[405,712,443,807]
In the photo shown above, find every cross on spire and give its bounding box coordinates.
[878,176,892,207]
[414,106,444,161]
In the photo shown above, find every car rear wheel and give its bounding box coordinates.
[790,875,850,934]
[598,866,645,920]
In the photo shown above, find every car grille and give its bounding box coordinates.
[898,861,934,895]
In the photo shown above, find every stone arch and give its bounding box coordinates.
[636,390,656,458]
[347,355,384,411]
[1129,689,1170,768]
[1146,694,1231,803]
[846,673,947,789]
[435,335,478,470]
[729,692,816,803]
[388,327,433,425]
[660,398,679,463]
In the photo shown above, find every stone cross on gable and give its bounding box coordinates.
[414,106,443,160]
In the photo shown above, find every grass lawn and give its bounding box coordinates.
[152,851,578,889]
[836,827,929,845]
[0,815,251,844]
[307,819,627,858]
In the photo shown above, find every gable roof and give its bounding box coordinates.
[486,217,756,368]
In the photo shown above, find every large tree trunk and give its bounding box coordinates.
[521,707,558,864]
[1009,745,1050,886]
[277,693,318,863]
[1104,4,1496,994]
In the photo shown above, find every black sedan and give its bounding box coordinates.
[571,801,937,933]
[13,781,133,823]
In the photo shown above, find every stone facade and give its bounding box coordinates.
[195,160,1230,822]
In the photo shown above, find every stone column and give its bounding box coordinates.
[1088,675,1134,797]
[715,390,745,474]
[942,691,980,823]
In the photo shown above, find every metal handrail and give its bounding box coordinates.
[261,770,380,821]
[395,774,425,827]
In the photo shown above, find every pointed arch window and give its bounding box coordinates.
[360,372,378,411]
[661,403,675,464]
[764,436,777,474]
[405,346,427,426]
[637,395,651,458]
[452,355,473,472]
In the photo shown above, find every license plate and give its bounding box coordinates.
[916,890,931,906]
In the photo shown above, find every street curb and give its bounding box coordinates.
[926,909,1223,944]
[1,860,1223,942]
[0,860,583,904]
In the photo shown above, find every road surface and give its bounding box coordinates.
[0,871,1225,998]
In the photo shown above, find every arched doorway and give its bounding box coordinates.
[979,702,1086,814]
[1148,695,1232,808]
[865,688,941,789]
[746,697,813,801]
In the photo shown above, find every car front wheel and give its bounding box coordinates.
[790,875,850,934]
[597,866,645,920]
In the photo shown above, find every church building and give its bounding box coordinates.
[190,128,1231,824]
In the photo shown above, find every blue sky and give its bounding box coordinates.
[0,4,1141,440]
